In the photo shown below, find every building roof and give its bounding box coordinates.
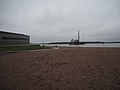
[0,31,29,37]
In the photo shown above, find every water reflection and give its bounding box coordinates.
[46,43,120,48]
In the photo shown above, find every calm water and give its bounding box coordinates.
[46,43,120,48]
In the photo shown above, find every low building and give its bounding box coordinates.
[0,31,30,45]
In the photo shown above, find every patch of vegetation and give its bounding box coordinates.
[0,45,50,51]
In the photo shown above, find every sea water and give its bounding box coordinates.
[46,43,120,48]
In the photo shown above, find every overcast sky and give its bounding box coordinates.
[0,0,120,43]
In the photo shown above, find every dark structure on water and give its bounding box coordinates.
[0,31,30,45]
[49,29,120,45]
[50,31,85,45]
[70,30,85,45]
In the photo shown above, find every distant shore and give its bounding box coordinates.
[0,47,120,90]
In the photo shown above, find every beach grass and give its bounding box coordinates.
[0,45,50,51]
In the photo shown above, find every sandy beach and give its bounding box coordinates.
[0,47,120,90]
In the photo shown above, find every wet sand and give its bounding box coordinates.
[0,47,120,90]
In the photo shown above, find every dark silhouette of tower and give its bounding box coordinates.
[78,30,80,42]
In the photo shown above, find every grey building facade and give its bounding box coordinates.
[0,31,30,45]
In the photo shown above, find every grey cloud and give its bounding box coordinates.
[0,0,120,43]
